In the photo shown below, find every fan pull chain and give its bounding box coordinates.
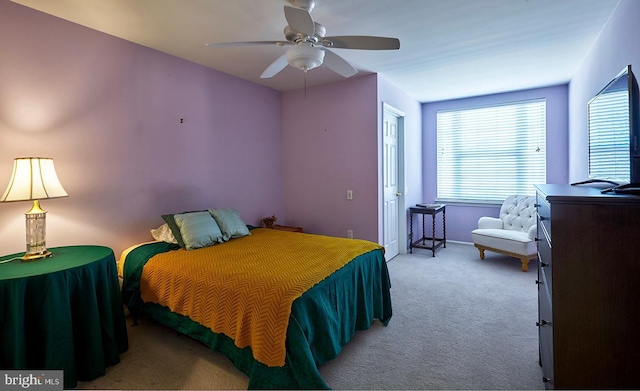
[304,72,307,99]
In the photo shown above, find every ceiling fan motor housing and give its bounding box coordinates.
[284,23,326,42]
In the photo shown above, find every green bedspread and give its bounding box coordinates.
[121,236,392,389]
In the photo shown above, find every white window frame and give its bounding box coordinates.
[436,99,547,203]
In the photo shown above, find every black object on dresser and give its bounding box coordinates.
[535,184,640,389]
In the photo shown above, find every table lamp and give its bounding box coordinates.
[1,157,68,261]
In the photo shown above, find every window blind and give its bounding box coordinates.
[436,99,546,203]
[588,89,630,183]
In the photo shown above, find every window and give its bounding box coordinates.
[436,99,546,203]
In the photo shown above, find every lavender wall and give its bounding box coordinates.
[281,75,379,241]
[0,1,284,256]
[422,85,569,242]
[569,0,639,182]
[281,74,422,246]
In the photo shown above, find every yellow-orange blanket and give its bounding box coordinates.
[140,228,382,367]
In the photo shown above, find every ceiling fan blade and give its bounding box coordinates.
[206,41,291,48]
[321,36,400,50]
[323,49,357,78]
[261,54,289,78]
[284,6,315,36]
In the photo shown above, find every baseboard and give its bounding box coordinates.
[400,239,474,254]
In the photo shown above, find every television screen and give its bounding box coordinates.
[586,64,640,194]
[588,65,632,184]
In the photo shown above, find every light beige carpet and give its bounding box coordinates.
[77,241,544,390]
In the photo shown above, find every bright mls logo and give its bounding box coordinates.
[1,371,63,391]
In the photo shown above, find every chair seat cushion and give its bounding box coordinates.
[471,228,537,256]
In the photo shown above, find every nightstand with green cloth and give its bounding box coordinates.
[0,245,128,388]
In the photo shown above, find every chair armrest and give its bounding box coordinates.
[478,217,503,229]
[527,225,537,241]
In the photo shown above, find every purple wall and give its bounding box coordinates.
[0,1,283,256]
[569,0,640,183]
[281,76,379,241]
[281,75,422,246]
[422,85,569,242]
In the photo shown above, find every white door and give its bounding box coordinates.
[383,106,401,260]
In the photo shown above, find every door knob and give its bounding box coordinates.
[396,192,402,196]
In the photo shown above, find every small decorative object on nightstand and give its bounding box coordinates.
[262,214,277,228]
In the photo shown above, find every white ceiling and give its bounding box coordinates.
[12,0,620,102]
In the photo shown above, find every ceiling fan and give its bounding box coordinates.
[206,0,400,79]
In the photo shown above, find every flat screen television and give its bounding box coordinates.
[585,64,640,193]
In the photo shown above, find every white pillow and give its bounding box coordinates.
[150,223,178,244]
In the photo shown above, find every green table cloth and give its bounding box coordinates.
[0,245,128,388]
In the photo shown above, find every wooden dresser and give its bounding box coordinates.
[534,184,640,389]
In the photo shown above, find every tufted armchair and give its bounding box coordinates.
[471,195,537,272]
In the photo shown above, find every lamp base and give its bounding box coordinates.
[21,250,52,262]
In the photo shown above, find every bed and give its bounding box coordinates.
[120,213,392,389]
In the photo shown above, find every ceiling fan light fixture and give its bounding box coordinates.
[286,45,324,72]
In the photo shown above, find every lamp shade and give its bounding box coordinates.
[1,157,68,202]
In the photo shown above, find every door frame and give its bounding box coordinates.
[382,102,407,258]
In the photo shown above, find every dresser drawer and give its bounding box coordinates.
[539,322,554,388]
[537,227,552,264]
[537,268,552,324]
[538,272,554,388]
[537,229,552,298]
[536,194,551,243]
[539,258,552,300]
